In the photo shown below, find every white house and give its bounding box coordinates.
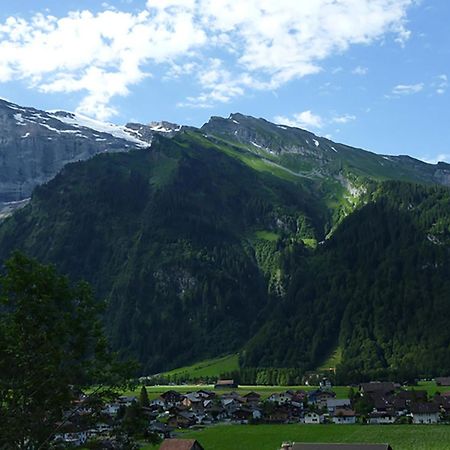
[410,403,440,424]
[332,409,356,424]
[268,392,294,404]
[368,411,397,424]
[326,398,351,414]
[303,412,323,424]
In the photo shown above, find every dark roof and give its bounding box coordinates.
[243,391,261,398]
[410,402,440,414]
[360,382,395,394]
[159,439,203,450]
[436,377,450,386]
[289,445,392,450]
[396,390,427,401]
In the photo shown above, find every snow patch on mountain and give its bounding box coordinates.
[50,111,150,148]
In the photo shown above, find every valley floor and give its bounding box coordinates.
[143,424,450,450]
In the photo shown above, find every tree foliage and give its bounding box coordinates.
[0,252,130,449]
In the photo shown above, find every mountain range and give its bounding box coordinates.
[0,99,449,382]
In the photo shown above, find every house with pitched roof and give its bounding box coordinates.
[159,439,204,450]
[280,444,393,450]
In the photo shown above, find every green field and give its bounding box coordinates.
[161,354,239,379]
[143,424,450,450]
[404,380,447,397]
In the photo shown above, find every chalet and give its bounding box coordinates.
[196,390,216,400]
[160,391,184,407]
[204,403,227,421]
[53,422,88,447]
[182,393,204,412]
[391,398,408,415]
[167,411,196,428]
[222,397,241,414]
[367,411,397,425]
[308,389,336,408]
[291,391,307,405]
[359,382,395,396]
[326,398,351,414]
[232,408,253,423]
[148,421,173,439]
[220,391,241,400]
[159,439,204,450]
[268,391,294,404]
[215,379,238,389]
[103,402,121,416]
[410,402,440,424]
[396,390,427,404]
[332,408,357,424]
[242,391,262,406]
[118,395,137,407]
[371,395,392,413]
[265,405,291,423]
[435,377,450,386]
[320,378,333,390]
[280,444,393,450]
[303,411,324,424]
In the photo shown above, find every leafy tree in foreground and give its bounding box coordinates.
[0,252,132,449]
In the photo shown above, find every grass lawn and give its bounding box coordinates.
[161,354,239,380]
[142,424,450,450]
[404,380,446,397]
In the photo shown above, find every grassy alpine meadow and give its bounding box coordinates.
[160,354,240,380]
[143,424,450,450]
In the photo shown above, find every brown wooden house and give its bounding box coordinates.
[159,439,204,450]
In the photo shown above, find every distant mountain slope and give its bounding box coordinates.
[202,113,450,187]
[0,103,449,379]
[0,132,327,373]
[1,99,449,216]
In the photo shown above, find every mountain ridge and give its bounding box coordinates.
[0,126,448,380]
[0,98,449,218]
[0,100,449,381]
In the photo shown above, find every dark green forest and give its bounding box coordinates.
[0,130,449,382]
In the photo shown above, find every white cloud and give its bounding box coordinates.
[352,66,369,75]
[274,111,324,129]
[433,74,448,95]
[0,0,416,118]
[275,110,357,130]
[391,83,424,96]
[420,153,450,164]
[332,114,356,124]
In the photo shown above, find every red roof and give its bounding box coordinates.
[159,439,203,450]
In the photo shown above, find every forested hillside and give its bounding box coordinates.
[242,182,450,382]
[0,126,449,380]
[0,133,327,373]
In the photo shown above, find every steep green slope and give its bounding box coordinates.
[202,113,450,187]
[0,124,449,380]
[242,182,450,382]
[0,132,326,373]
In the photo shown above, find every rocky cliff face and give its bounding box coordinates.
[0,99,155,206]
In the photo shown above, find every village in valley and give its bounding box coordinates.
[55,377,450,448]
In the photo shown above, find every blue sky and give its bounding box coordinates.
[0,0,449,163]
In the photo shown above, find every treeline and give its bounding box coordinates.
[145,368,309,386]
